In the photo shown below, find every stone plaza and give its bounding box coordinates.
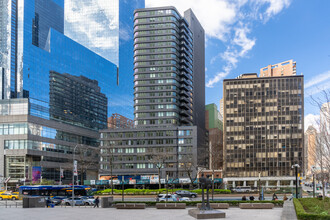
[0,206,283,220]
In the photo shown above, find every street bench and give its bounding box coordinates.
[156,203,186,209]
[196,203,229,209]
[239,203,274,209]
[115,203,146,209]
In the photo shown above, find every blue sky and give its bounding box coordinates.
[146,0,330,130]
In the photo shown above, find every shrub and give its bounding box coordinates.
[293,198,330,220]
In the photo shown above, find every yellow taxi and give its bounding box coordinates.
[0,192,19,200]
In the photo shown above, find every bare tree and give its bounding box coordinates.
[180,155,205,189]
[310,89,330,199]
[76,146,99,185]
[148,153,167,189]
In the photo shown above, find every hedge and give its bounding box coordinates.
[94,188,231,195]
[293,198,330,220]
[112,200,283,207]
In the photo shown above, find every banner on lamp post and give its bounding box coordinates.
[73,160,78,176]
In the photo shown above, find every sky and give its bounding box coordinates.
[145,0,330,131]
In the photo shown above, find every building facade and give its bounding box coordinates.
[223,74,304,187]
[0,0,123,185]
[205,103,223,170]
[305,125,317,175]
[260,60,297,77]
[133,7,194,127]
[64,0,145,117]
[99,6,207,181]
[0,99,99,185]
[107,113,134,129]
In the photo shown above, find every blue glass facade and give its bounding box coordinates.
[64,0,145,118]
[0,0,133,129]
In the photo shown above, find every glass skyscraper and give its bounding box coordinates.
[65,0,145,117]
[0,0,144,185]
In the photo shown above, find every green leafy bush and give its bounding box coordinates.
[94,188,231,195]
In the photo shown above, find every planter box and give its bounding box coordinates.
[156,203,186,209]
[115,203,146,209]
[197,203,229,209]
[239,203,274,209]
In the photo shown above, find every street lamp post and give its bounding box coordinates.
[72,144,79,208]
[212,174,214,201]
[166,174,168,203]
[292,164,300,199]
[258,172,261,200]
[311,166,316,198]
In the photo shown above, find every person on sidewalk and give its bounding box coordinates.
[93,197,100,208]
[242,195,247,201]
[249,195,255,201]
[272,193,278,201]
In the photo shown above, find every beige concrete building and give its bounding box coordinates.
[305,126,317,175]
[260,60,297,77]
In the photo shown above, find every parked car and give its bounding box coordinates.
[62,197,85,206]
[79,196,94,205]
[175,190,197,198]
[0,192,19,200]
[50,196,66,206]
[156,194,191,202]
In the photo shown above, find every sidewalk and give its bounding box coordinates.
[281,200,297,220]
[0,207,283,220]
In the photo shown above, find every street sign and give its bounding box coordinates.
[4,177,11,183]
[73,160,78,176]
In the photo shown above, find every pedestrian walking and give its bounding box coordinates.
[249,195,255,201]
[93,197,100,208]
[242,195,247,201]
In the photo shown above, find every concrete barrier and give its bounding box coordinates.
[156,203,186,209]
[197,203,229,209]
[115,203,146,209]
[101,197,113,208]
[239,203,274,209]
[23,197,46,208]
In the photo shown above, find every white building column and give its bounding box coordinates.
[233,181,236,188]
[266,181,269,187]
[290,180,293,186]
[277,180,280,187]
[243,181,246,187]
[254,181,257,188]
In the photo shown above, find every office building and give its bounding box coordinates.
[260,60,296,77]
[108,113,134,129]
[0,0,120,185]
[99,6,207,181]
[205,103,223,170]
[223,73,304,187]
[305,126,317,175]
[65,0,145,117]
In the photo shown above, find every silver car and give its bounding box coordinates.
[62,197,85,206]
[79,196,94,205]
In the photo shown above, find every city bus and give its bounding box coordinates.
[18,185,91,198]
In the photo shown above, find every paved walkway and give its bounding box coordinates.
[0,207,283,220]
[281,200,297,220]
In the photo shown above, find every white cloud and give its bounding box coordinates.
[261,0,291,21]
[304,70,330,97]
[305,70,330,89]
[305,114,320,132]
[146,0,292,87]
